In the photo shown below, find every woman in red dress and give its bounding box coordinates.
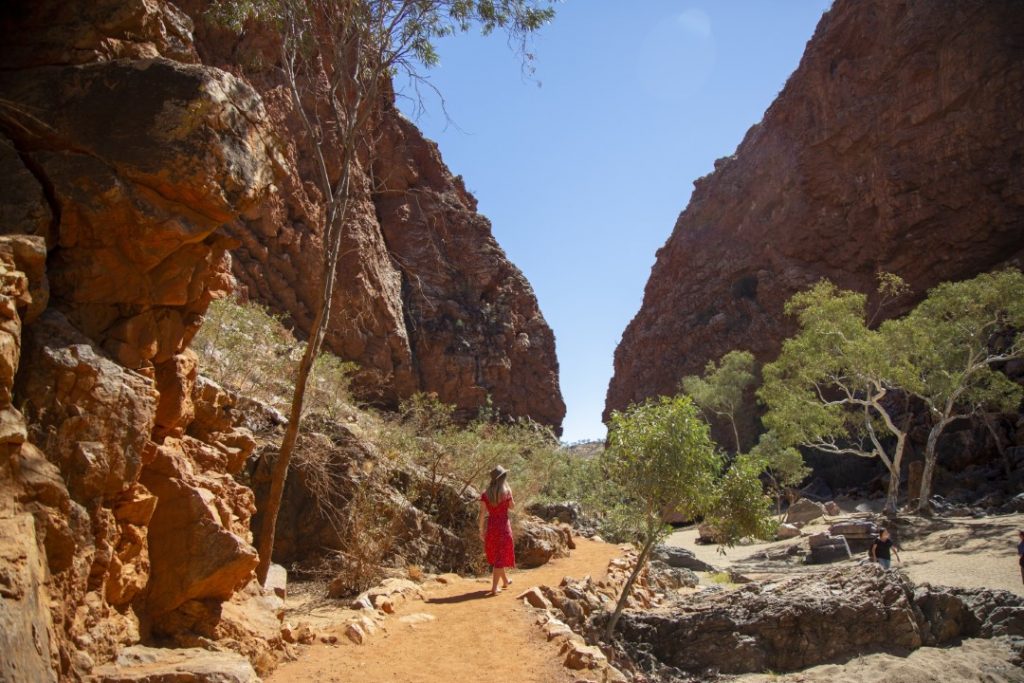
[479,465,516,595]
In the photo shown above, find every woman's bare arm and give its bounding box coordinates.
[478,502,487,541]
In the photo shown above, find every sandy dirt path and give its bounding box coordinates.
[267,538,624,683]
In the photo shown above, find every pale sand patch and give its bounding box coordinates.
[734,638,1024,683]
[666,511,1024,596]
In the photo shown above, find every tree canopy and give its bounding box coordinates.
[895,269,1024,510]
[601,395,772,637]
[681,349,756,453]
[759,280,916,513]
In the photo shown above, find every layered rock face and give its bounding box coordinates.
[0,0,561,677]
[177,1,564,430]
[0,1,273,677]
[606,0,1024,423]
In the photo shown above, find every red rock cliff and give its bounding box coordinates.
[177,1,565,430]
[606,0,1024,422]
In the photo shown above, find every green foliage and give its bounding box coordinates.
[193,296,357,417]
[706,452,778,545]
[604,395,722,545]
[897,269,1024,417]
[758,279,916,512]
[680,350,756,453]
[749,430,810,513]
[207,0,554,75]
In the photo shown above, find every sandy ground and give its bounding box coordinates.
[735,638,1024,683]
[266,538,624,683]
[268,511,1023,683]
[662,511,1024,683]
[665,511,1024,596]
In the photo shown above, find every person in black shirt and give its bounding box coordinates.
[1018,530,1023,585]
[870,528,900,570]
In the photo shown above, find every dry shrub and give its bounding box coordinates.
[326,482,404,596]
[193,296,356,418]
[374,393,562,512]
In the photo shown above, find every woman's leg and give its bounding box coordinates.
[501,567,512,588]
[490,567,500,594]
[880,558,890,570]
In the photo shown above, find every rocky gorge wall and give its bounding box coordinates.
[177,0,564,430]
[0,0,561,679]
[606,0,1024,434]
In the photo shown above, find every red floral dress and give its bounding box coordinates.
[481,492,516,568]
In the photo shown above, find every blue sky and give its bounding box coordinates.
[396,1,832,442]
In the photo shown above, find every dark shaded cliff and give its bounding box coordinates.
[606,0,1024,422]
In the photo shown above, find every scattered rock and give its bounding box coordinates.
[775,523,801,540]
[281,622,314,645]
[344,623,366,645]
[527,501,581,526]
[518,586,553,610]
[514,516,572,568]
[347,578,424,609]
[91,646,259,683]
[785,499,826,526]
[564,641,607,670]
[648,561,699,590]
[652,544,717,572]
[828,519,879,553]
[806,533,852,564]
[543,618,575,641]
[696,523,721,544]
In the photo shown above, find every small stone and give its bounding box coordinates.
[517,586,553,610]
[544,619,574,641]
[776,523,801,540]
[564,642,607,670]
[344,623,365,645]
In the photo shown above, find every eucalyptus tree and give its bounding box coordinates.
[681,349,756,453]
[896,269,1024,512]
[212,0,555,584]
[759,280,916,514]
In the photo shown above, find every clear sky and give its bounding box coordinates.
[395,1,832,443]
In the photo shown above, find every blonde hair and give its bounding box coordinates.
[486,470,510,506]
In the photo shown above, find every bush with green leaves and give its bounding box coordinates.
[602,395,773,638]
